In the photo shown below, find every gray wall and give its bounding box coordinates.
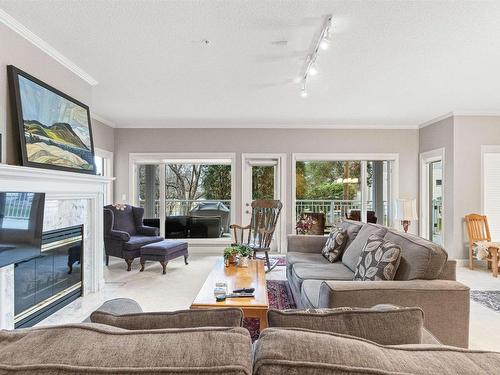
[420,115,500,259]
[91,118,115,153]
[114,128,419,237]
[419,116,455,256]
[453,116,500,258]
[0,23,92,164]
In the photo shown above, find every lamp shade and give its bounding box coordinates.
[395,199,418,221]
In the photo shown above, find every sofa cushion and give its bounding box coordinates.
[353,235,402,281]
[123,235,163,250]
[384,229,448,280]
[108,204,137,235]
[286,252,331,267]
[90,308,243,329]
[267,305,424,345]
[0,324,253,375]
[321,226,348,262]
[290,263,354,300]
[342,223,388,272]
[338,219,364,248]
[253,328,500,375]
[300,280,324,308]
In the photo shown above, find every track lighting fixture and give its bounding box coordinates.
[299,15,333,96]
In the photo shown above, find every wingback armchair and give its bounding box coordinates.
[104,204,163,271]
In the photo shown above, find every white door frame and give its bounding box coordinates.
[419,148,445,246]
[241,153,287,253]
[292,153,400,230]
[94,147,114,205]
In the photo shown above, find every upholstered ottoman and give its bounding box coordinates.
[140,239,189,274]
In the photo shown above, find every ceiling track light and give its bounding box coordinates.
[299,15,333,97]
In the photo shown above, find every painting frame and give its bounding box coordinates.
[7,65,97,175]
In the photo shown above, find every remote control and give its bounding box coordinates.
[233,288,255,293]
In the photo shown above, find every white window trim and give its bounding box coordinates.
[291,153,400,231]
[129,152,236,242]
[419,148,445,246]
[94,147,114,204]
[481,145,500,213]
[241,153,287,253]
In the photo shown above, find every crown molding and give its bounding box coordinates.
[418,112,453,129]
[112,121,420,130]
[0,8,98,86]
[91,113,116,128]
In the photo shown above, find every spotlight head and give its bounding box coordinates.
[300,90,308,98]
[309,66,318,76]
[319,39,329,50]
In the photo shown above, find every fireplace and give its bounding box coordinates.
[14,225,83,328]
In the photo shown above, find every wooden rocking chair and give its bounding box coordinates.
[465,213,500,277]
[230,200,283,272]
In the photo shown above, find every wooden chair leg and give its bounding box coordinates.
[491,248,499,278]
[469,248,474,270]
[264,251,278,273]
[184,255,189,265]
[140,259,145,272]
[105,255,109,266]
[125,258,133,272]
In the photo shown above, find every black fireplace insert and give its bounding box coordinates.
[14,225,83,328]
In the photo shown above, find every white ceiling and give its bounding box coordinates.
[1,0,500,129]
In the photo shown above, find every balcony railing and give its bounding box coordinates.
[296,199,388,227]
[139,199,231,217]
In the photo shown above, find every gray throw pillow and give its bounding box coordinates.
[90,308,243,329]
[267,305,424,345]
[353,234,402,281]
[321,226,348,262]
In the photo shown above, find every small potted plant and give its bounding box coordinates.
[236,245,253,267]
[223,246,238,267]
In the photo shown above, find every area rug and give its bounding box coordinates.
[470,290,500,313]
[243,279,295,341]
[268,255,287,267]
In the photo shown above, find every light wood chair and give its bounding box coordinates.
[465,213,499,277]
[230,200,283,272]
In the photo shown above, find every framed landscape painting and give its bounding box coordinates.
[7,65,96,174]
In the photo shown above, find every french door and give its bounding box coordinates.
[420,149,444,246]
[241,154,286,253]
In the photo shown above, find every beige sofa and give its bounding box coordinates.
[286,220,470,348]
[0,306,498,375]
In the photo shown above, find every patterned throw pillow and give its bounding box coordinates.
[353,234,402,281]
[321,226,348,263]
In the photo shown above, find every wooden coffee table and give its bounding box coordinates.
[190,258,269,329]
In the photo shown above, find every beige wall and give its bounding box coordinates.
[114,128,419,236]
[419,116,455,256]
[0,24,92,164]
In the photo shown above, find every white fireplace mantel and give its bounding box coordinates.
[0,164,114,329]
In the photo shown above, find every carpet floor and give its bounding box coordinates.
[243,279,295,341]
[471,291,500,313]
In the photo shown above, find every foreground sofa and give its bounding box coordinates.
[287,220,470,348]
[1,306,498,374]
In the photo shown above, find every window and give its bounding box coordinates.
[133,154,235,240]
[294,156,395,234]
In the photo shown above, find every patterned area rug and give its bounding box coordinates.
[268,255,287,266]
[470,291,500,313]
[243,280,295,341]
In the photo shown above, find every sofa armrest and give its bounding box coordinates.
[287,234,327,253]
[318,280,470,348]
[137,225,159,236]
[106,229,131,242]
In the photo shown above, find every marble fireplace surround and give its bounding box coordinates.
[0,164,113,329]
